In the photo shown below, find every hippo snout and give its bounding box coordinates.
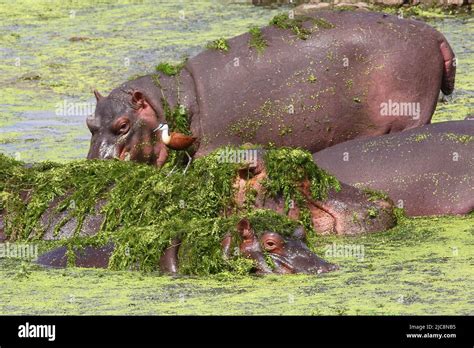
[261,232,339,275]
[236,219,338,275]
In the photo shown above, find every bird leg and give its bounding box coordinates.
[166,165,178,177]
[165,151,193,176]
[182,151,193,174]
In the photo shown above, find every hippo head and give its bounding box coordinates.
[86,84,166,165]
[235,219,338,275]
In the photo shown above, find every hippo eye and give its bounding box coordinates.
[118,123,129,134]
[263,239,279,251]
[261,233,284,252]
[114,118,130,135]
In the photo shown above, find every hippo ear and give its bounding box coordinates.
[237,218,256,241]
[131,91,146,108]
[292,226,306,240]
[237,218,251,233]
[93,89,104,101]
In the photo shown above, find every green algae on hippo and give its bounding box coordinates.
[86,11,455,166]
[313,121,474,217]
[0,147,395,274]
[233,149,395,235]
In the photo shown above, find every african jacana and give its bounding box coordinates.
[154,123,196,174]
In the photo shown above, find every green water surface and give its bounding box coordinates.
[0,0,472,315]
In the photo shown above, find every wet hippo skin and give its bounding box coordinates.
[313,121,474,216]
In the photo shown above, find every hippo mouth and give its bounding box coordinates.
[117,145,132,161]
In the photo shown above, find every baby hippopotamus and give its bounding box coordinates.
[229,218,338,275]
[36,219,338,275]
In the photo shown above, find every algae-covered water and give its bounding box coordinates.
[0,0,473,315]
[0,0,286,163]
[1,215,473,315]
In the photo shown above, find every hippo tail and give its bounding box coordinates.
[438,35,456,95]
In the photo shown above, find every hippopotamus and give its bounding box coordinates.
[234,154,396,235]
[20,150,394,274]
[0,146,397,275]
[36,244,115,268]
[229,218,338,274]
[86,10,455,166]
[313,121,474,216]
[36,219,338,275]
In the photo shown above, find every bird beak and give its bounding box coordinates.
[153,124,164,132]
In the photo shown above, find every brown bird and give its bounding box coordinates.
[154,123,196,174]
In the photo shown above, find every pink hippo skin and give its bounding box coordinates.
[85,11,455,166]
[313,121,474,216]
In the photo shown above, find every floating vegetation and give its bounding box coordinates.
[373,4,458,20]
[361,188,390,203]
[441,132,474,144]
[0,146,340,275]
[161,101,191,136]
[263,147,341,210]
[409,133,431,143]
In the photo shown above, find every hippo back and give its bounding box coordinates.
[313,121,474,216]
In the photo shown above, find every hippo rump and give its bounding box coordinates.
[86,10,455,166]
[313,121,474,216]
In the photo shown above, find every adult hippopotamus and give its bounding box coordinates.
[36,219,338,275]
[313,121,474,216]
[86,10,455,166]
